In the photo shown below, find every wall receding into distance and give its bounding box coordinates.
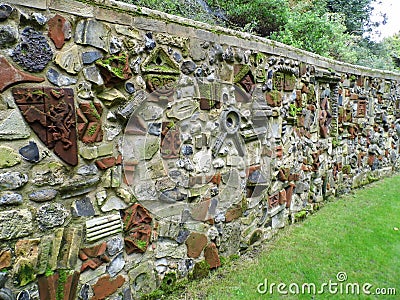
[0,0,399,299]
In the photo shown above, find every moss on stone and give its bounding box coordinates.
[190,260,210,280]
[16,263,36,286]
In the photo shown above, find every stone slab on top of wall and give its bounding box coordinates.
[0,0,399,299]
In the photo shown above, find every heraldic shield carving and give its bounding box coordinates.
[12,87,78,166]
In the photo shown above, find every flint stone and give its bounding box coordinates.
[12,27,52,72]
[0,209,32,240]
[37,203,69,230]
[72,197,95,217]
[107,253,125,277]
[77,164,98,176]
[0,25,17,48]
[32,13,47,25]
[55,45,82,74]
[101,196,128,212]
[0,110,30,140]
[82,50,103,64]
[107,236,124,256]
[0,172,28,190]
[46,68,77,87]
[19,141,39,162]
[0,4,13,21]
[0,192,22,205]
[83,66,104,86]
[181,61,197,75]
[28,189,58,202]
[125,82,135,94]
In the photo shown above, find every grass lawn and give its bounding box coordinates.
[168,174,400,299]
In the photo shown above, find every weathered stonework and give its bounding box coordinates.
[0,0,399,298]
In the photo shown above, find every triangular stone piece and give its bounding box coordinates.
[141,47,180,75]
[0,56,44,92]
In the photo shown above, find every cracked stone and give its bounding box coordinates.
[75,19,111,51]
[37,203,69,230]
[181,61,197,75]
[0,172,28,190]
[101,196,128,212]
[46,68,77,87]
[0,25,17,49]
[83,66,104,86]
[28,189,58,202]
[107,253,125,277]
[0,4,13,21]
[72,196,95,217]
[32,13,47,25]
[0,209,32,240]
[107,237,124,256]
[55,45,83,74]
[82,50,103,64]
[0,192,23,205]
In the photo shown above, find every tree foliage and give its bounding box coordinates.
[124,0,398,71]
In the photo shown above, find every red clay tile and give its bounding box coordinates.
[204,243,221,269]
[0,249,11,269]
[48,14,71,49]
[185,232,207,258]
[13,87,78,165]
[0,56,44,92]
[91,274,125,300]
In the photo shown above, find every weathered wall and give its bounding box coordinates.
[0,0,399,299]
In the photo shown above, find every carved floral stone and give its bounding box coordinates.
[12,27,53,72]
[233,64,255,95]
[0,56,44,92]
[79,242,110,272]
[13,87,78,165]
[122,204,152,254]
[95,53,132,86]
[77,102,103,144]
[141,47,179,98]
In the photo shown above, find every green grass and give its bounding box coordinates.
[169,175,400,299]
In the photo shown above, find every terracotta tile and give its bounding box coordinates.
[185,232,207,258]
[91,274,125,300]
[204,243,221,269]
[225,206,242,222]
[124,224,152,254]
[95,155,122,170]
[63,271,80,300]
[0,56,44,92]
[77,102,103,144]
[278,189,287,205]
[161,123,181,159]
[0,249,11,269]
[122,203,152,232]
[48,14,71,49]
[38,273,59,300]
[79,242,110,272]
[13,87,78,166]
[268,192,279,208]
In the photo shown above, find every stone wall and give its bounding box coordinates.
[0,0,399,299]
